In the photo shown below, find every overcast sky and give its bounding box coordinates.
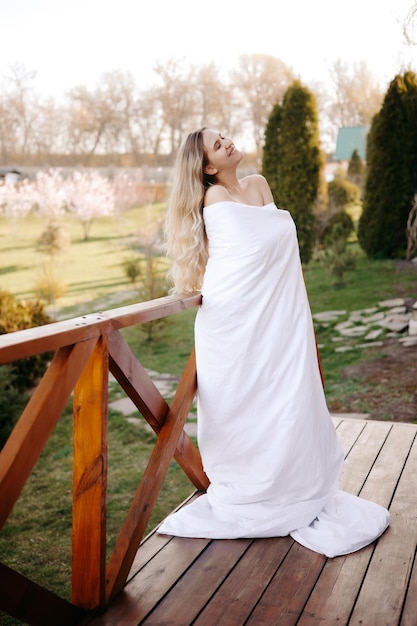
[1,0,416,99]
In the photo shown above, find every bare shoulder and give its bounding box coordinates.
[241,174,274,205]
[204,184,230,207]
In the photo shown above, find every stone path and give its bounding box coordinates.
[313,297,417,352]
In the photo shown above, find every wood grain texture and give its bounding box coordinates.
[86,419,417,626]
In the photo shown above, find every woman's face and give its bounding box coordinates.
[202,128,243,175]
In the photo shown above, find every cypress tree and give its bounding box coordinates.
[347,149,365,190]
[262,102,282,204]
[274,81,322,263]
[358,71,417,258]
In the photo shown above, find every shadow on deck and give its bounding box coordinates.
[82,416,417,626]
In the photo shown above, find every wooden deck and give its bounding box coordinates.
[81,416,417,626]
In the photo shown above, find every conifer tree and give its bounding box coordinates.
[263,81,322,263]
[262,103,282,204]
[358,72,417,258]
[347,149,365,190]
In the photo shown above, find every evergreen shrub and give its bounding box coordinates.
[0,290,54,392]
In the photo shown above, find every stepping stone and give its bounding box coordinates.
[378,314,410,332]
[350,307,379,319]
[386,306,407,314]
[357,341,384,349]
[313,310,347,322]
[335,320,354,331]
[360,312,385,324]
[364,329,383,341]
[378,298,405,308]
[399,336,417,346]
[338,325,369,337]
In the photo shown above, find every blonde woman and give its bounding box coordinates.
[160,127,389,557]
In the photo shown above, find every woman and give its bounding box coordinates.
[159,127,389,557]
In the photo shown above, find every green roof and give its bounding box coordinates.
[333,126,368,161]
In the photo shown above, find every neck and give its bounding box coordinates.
[216,172,240,193]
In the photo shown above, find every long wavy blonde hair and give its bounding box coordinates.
[165,127,216,293]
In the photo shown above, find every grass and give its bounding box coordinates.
[0,405,193,625]
[0,204,166,313]
[0,211,416,624]
[305,248,417,411]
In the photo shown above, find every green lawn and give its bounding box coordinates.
[0,205,166,313]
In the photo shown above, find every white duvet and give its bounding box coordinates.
[158,202,389,557]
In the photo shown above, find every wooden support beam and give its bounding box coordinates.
[72,336,109,610]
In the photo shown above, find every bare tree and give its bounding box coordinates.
[403,3,417,44]
[130,87,166,160]
[0,63,39,160]
[194,62,241,138]
[327,59,384,128]
[67,71,129,160]
[112,72,150,160]
[0,92,18,161]
[8,63,39,155]
[0,54,392,167]
[153,57,199,156]
[67,85,101,157]
[231,53,295,162]
[31,98,68,157]
[100,70,138,154]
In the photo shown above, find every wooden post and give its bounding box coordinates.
[72,336,109,609]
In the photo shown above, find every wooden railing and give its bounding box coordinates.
[0,293,208,626]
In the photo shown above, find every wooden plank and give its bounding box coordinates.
[333,417,366,457]
[401,547,417,626]
[299,547,374,626]
[72,336,109,609]
[127,530,173,580]
[0,562,83,626]
[0,339,97,530]
[84,536,210,625]
[141,539,252,625]
[330,415,343,428]
[127,493,201,581]
[193,537,293,626]
[299,421,415,625]
[349,427,417,625]
[339,419,392,493]
[245,542,326,626]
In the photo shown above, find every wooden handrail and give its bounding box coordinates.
[0,292,202,363]
[0,292,208,625]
